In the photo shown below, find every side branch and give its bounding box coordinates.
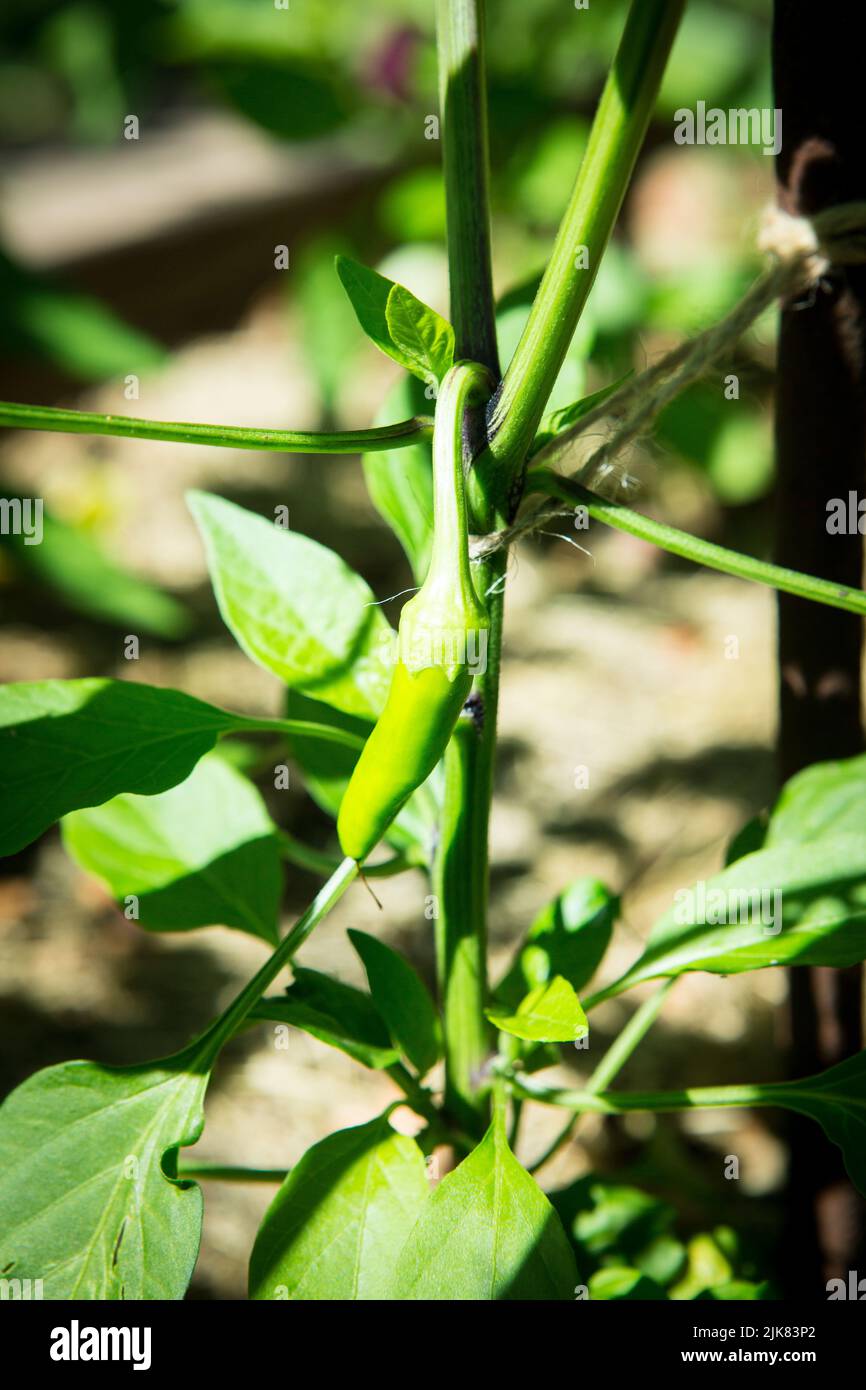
[0,401,433,455]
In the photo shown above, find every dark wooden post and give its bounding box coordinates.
[773,0,866,1292]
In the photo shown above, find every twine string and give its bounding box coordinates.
[471,201,866,563]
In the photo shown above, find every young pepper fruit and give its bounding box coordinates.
[337,361,493,862]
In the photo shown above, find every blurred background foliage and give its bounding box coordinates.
[0,0,777,622]
[1,0,793,1298]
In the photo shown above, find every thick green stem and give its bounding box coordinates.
[436,0,499,373]
[0,400,431,454]
[434,551,505,1137]
[482,0,684,508]
[432,1,503,1141]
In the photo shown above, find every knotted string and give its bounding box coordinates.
[472,201,866,561]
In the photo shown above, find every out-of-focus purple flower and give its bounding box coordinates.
[364,26,422,103]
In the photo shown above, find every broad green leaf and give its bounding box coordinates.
[767,1049,866,1199]
[362,374,434,583]
[335,256,454,384]
[189,490,393,719]
[0,677,348,857]
[588,1266,666,1300]
[765,752,866,847]
[285,689,439,855]
[251,968,398,1070]
[0,679,247,857]
[1,502,190,638]
[497,877,618,1005]
[62,753,282,944]
[391,1121,577,1300]
[609,836,866,993]
[349,929,441,1076]
[486,975,588,1044]
[249,1116,429,1300]
[0,1045,211,1299]
[250,999,398,1070]
[724,814,767,866]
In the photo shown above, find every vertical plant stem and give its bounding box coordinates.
[484,0,684,497]
[434,555,505,1137]
[433,0,503,1139]
[436,0,499,373]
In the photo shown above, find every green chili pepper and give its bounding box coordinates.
[337,361,493,862]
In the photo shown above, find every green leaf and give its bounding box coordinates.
[498,877,618,1005]
[669,1233,733,1300]
[765,752,866,847]
[249,1116,429,1300]
[486,975,588,1045]
[385,285,455,385]
[635,1234,688,1287]
[588,1266,666,1300]
[211,61,350,141]
[725,814,767,866]
[0,677,351,858]
[0,679,242,857]
[335,256,454,385]
[768,1049,866,1200]
[391,1121,577,1300]
[284,690,438,855]
[362,374,434,583]
[251,968,398,1070]
[699,1280,772,1301]
[532,373,633,456]
[296,240,361,415]
[349,929,441,1076]
[607,836,866,994]
[189,490,393,719]
[551,1176,674,1263]
[62,753,282,944]
[0,1046,210,1299]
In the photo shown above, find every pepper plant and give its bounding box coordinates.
[2,0,866,1302]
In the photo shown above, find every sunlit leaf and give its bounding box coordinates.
[249,1117,429,1300]
[189,490,394,719]
[62,753,282,943]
